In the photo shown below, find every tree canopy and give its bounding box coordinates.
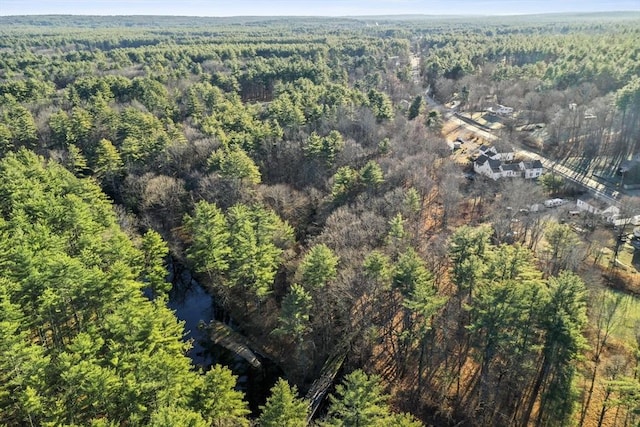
[0,13,638,427]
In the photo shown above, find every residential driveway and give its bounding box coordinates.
[443,113,498,144]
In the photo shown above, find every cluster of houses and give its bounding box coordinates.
[473,145,544,180]
[469,144,639,235]
[575,196,620,223]
[576,195,640,229]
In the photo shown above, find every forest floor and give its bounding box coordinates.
[576,277,640,427]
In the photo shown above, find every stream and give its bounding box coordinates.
[165,262,283,414]
[167,269,215,367]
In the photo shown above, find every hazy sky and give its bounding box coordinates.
[2,0,639,16]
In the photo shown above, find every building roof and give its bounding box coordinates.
[522,160,543,170]
[478,145,498,156]
[501,163,521,172]
[475,154,490,166]
[489,158,502,173]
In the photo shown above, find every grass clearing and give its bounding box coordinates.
[597,240,638,273]
[597,288,640,344]
[614,292,640,343]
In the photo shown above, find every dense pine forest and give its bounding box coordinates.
[1,13,640,426]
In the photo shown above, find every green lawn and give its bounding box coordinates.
[586,239,640,346]
[610,291,640,344]
[598,242,637,274]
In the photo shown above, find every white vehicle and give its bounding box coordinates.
[544,198,566,208]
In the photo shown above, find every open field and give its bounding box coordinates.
[612,292,640,344]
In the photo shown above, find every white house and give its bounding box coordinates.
[576,196,620,222]
[476,145,515,161]
[521,160,544,179]
[473,146,542,180]
[474,155,503,180]
[576,196,607,215]
[477,145,497,157]
[501,163,521,178]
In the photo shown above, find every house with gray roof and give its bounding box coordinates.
[521,160,544,179]
[473,146,544,180]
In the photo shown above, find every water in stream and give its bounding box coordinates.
[167,272,215,367]
[165,264,284,414]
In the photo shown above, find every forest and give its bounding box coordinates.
[0,12,639,426]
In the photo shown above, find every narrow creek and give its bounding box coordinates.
[166,261,283,414]
[166,268,215,367]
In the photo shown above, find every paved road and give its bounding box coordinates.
[517,150,620,207]
[446,111,621,205]
[439,100,620,205]
[410,51,621,205]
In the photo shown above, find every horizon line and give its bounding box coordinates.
[2,10,639,18]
